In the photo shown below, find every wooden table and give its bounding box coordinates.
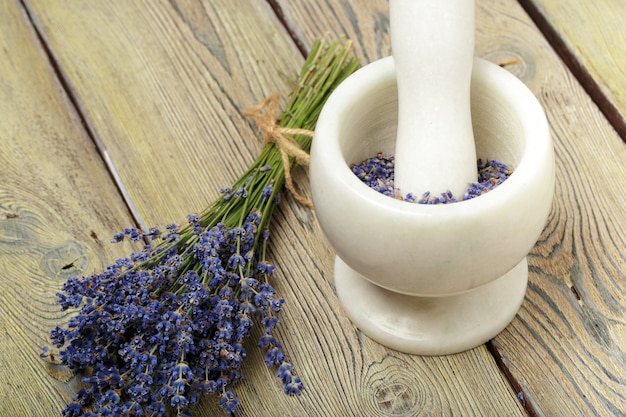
[2,1,625,416]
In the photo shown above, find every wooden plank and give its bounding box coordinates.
[0,1,138,415]
[520,0,626,136]
[21,0,527,415]
[275,0,626,416]
[24,0,304,228]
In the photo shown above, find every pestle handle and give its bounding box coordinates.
[390,0,477,198]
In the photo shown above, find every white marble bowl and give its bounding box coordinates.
[309,56,554,355]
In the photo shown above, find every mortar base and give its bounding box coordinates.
[334,256,527,355]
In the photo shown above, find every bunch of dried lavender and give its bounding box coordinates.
[42,38,359,417]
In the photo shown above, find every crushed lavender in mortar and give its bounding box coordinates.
[351,152,512,203]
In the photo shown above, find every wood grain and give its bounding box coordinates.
[275,0,626,415]
[521,0,626,136]
[9,0,625,415]
[19,0,528,415]
[24,0,303,229]
[0,1,138,415]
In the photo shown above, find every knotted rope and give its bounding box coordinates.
[243,94,314,208]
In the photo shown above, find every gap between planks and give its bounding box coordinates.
[19,0,151,234]
[517,0,626,141]
[487,340,541,417]
[266,0,308,57]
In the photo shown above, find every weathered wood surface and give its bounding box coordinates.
[2,0,624,416]
[0,1,138,415]
[521,0,626,136]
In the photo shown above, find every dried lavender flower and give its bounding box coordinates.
[351,154,512,203]
[42,38,359,417]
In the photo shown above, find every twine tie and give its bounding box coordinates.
[243,94,314,208]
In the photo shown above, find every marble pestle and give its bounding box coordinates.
[390,0,478,198]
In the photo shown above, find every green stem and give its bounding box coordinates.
[127,38,359,293]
